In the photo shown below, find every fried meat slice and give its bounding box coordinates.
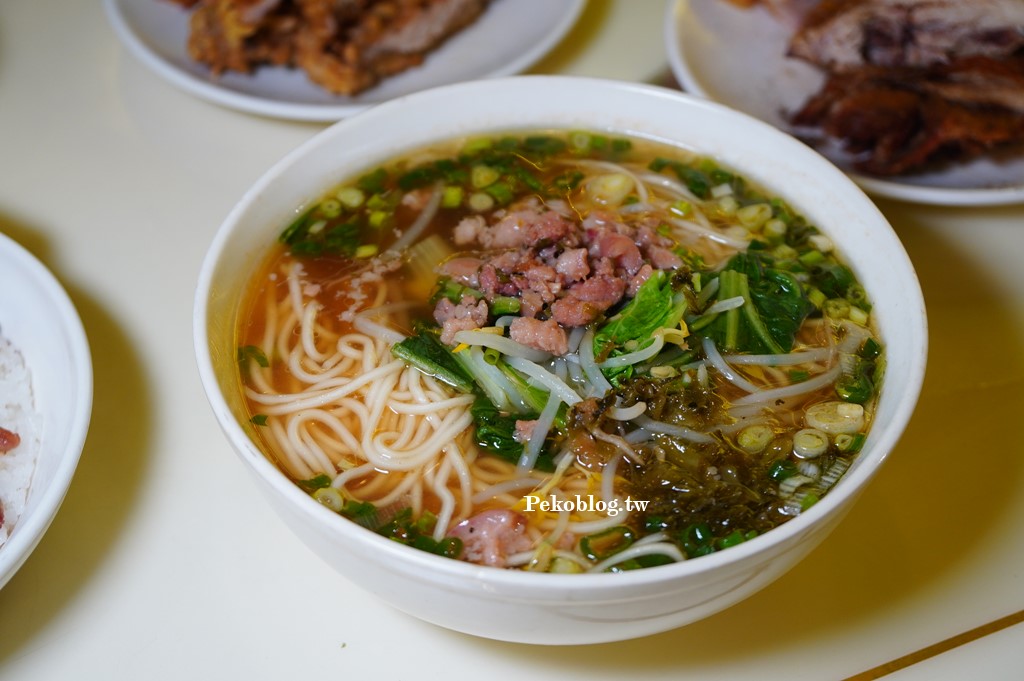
[185,0,299,74]
[790,57,1024,175]
[293,0,488,95]
[175,0,488,95]
[788,0,1024,71]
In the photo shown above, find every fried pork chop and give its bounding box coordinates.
[293,0,487,95]
[169,0,489,95]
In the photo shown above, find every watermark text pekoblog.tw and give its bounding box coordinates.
[522,494,648,517]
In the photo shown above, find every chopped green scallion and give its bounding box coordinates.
[313,486,345,513]
[788,369,810,383]
[568,131,592,152]
[807,287,827,309]
[484,180,514,205]
[799,250,826,266]
[491,296,521,315]
[848,306,869,326]
[768,459,798,482]
[238,345,269,368]
[860,338,882,360]
[471,164,500,188]
[441,185,464,208]
[670,200,692,217]
[580,526,635,561]
[468,192,494,212]
[319,198,342,218]
[836,432,867,453]
[824,298,851,319]
[336,186,365,208]
[297,474,333,492]
[462,137,492,154]
[355,244,378,259]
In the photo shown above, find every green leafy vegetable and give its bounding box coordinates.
[279,199,364,258]
[469,396,554,472]
[593,270,687,359]
[340,499,380,524]
[551,170,585,191]
[238,345,269,368]
[520,135,568,158]
[397,158,469,191]
[391,331,475,393]
[650,157,711,199]
[702,252,813,354]
[297,474,333,492]
[811,261,856,299]
[496,358,550,413]
[356,167,389,194]
[396,166,437,191]
[376,508,462,558]
[279,206,316,245]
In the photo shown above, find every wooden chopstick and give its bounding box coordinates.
[842,609,1024,680]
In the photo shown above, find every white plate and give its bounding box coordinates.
[105,0,585,122]
[0,234,92,590]
[664,0,1024,206]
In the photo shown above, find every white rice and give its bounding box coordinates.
[0,335,40,547]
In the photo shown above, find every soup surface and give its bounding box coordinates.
[236,131,883,572]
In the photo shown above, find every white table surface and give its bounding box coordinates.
[2,1,1023,679]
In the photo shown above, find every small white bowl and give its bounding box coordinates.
[0,233,92,590]
[194,76,927,645]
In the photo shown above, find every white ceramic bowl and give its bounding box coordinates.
[193,76,927,645]
[0,233,92,590]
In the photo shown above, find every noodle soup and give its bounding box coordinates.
[235,131,883,573]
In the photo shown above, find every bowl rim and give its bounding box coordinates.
[0,232,93,589]
[193,74,927,593]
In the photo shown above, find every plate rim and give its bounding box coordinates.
[0,233,93,590]
[105,0,587,122]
